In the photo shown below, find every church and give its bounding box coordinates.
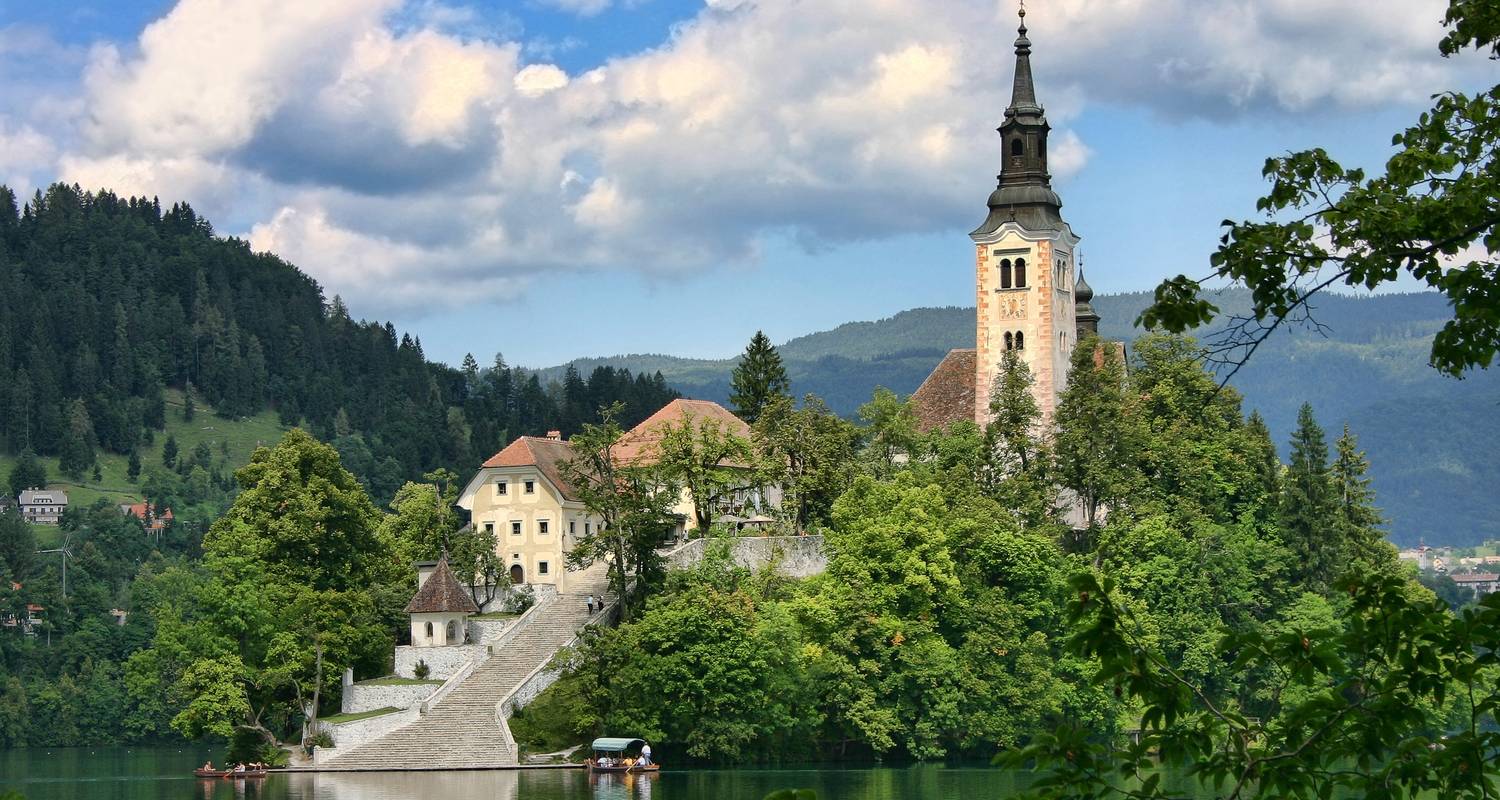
[911,6,1101,432]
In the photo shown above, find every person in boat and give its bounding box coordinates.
[640,742,652,766]
[202,761,214,772]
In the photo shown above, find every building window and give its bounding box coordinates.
[569,519,576,534]
[496,480,507,496]
[483,522,494,535]
[524,480,535,494]
[1004,332,1014,351]
[1000,258,1013,289]
[511,521,522,536]
[538,561,550,575]
[1011,138,1024,157]
[1015,258,1027,288]
[1015,331,1025,350]
[585,522,592,535]
[446,620,459,643]
[539,519,550,535]
[425,621,433,639]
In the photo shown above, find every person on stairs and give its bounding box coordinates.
[587,594,596,615]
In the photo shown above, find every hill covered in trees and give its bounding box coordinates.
[0,184,678,514]
[540,292,1500,547]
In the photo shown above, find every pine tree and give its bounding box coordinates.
[1245,411,1281,521]
[58,399,97,480]
[182,383,196,422]
[1054,336,1138,534]
[8,450,47,497]
[983,349,1053,524]
[162,435,178,469]
[127,448,142,482]
[729,331,790,424]
[1280,403,1339,591]
[1332,424,1388,568]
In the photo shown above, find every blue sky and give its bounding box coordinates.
[0,0,1486,367]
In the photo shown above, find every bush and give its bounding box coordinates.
[413,660,430,680]
[511,584,536,613]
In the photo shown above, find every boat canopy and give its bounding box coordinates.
[591,737,645,753]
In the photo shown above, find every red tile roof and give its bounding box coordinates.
[612,399,751,466]
[480,436,581,501]
[1453,573,1499,584]
[910,349,977,433]
[403,555,480,614]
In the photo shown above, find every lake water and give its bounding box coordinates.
[0,747,1041,800]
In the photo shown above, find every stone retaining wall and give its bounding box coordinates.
[467,616,518,644]
[667,535,826,578]
[313,706,421,765]
[393,643,487,680]
[342,681,438,715]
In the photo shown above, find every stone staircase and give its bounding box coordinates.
[326,577,612,770]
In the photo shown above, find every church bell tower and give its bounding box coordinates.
[971,5,1080,427]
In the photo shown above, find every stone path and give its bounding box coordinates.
[327,578,611,770]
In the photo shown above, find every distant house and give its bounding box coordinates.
[119,501,174,531]
[1,582,43,636]
[18,489,67,525]
[1453,572,1500,596]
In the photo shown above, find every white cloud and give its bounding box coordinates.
[18,0,1484,317]
[537,0,614,18]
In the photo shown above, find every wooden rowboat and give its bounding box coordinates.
[587,737,659,773]
[193,768,268,779]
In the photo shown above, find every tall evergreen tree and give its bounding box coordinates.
[8,450,47,497]
[1332,424,1389,569]
[1245,411,1281,515]
[984,350,1054,525]
[161,435,178,469]
[1054,337,1137,534]
[729,331,790,424]
[58,399,97,480]
[1280,403,1339,591]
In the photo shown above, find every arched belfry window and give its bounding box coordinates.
[1015,331,1025,350]
[1004,332,1014,351]
[1000,259,1013,289]
[424,621,434,640]
[1015,258,1027,288]
[1011,138,1024,158]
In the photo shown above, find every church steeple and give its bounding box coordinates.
[972,3,1064,237]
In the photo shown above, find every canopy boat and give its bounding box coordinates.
[193,767,268,779]
[587,737,660,773]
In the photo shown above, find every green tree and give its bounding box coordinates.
[1280,404,1338,592]
[857,388,919,478]
[982,350,1055,524]
[1054,337,1137,533]
[752,395,858,531]
[127,448,141,482]
[1332,424,1392,570]
[161,434,178,469]
[0,511,37,580]
[8,449,47,497]
[58,398,97,480]
[730,331,791,424]
[559,403,678,619]
[1139,0,1500,379]
[651,409,755,531]
[182,383,196,422]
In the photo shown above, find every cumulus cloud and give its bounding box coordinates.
[23,0,1484,316]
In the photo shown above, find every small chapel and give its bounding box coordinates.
[910,6,1102,432]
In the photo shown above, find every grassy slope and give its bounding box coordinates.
[0,388,288,516]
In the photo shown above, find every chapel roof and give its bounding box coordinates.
[910,349,978,433]
[403,554,480,615]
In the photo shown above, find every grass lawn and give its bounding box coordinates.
[320,707,402,725]
[355,677,444,687]
[0,389,288,508]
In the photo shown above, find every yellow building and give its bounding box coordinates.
[457,432,604,592]
[456,398,773,591]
